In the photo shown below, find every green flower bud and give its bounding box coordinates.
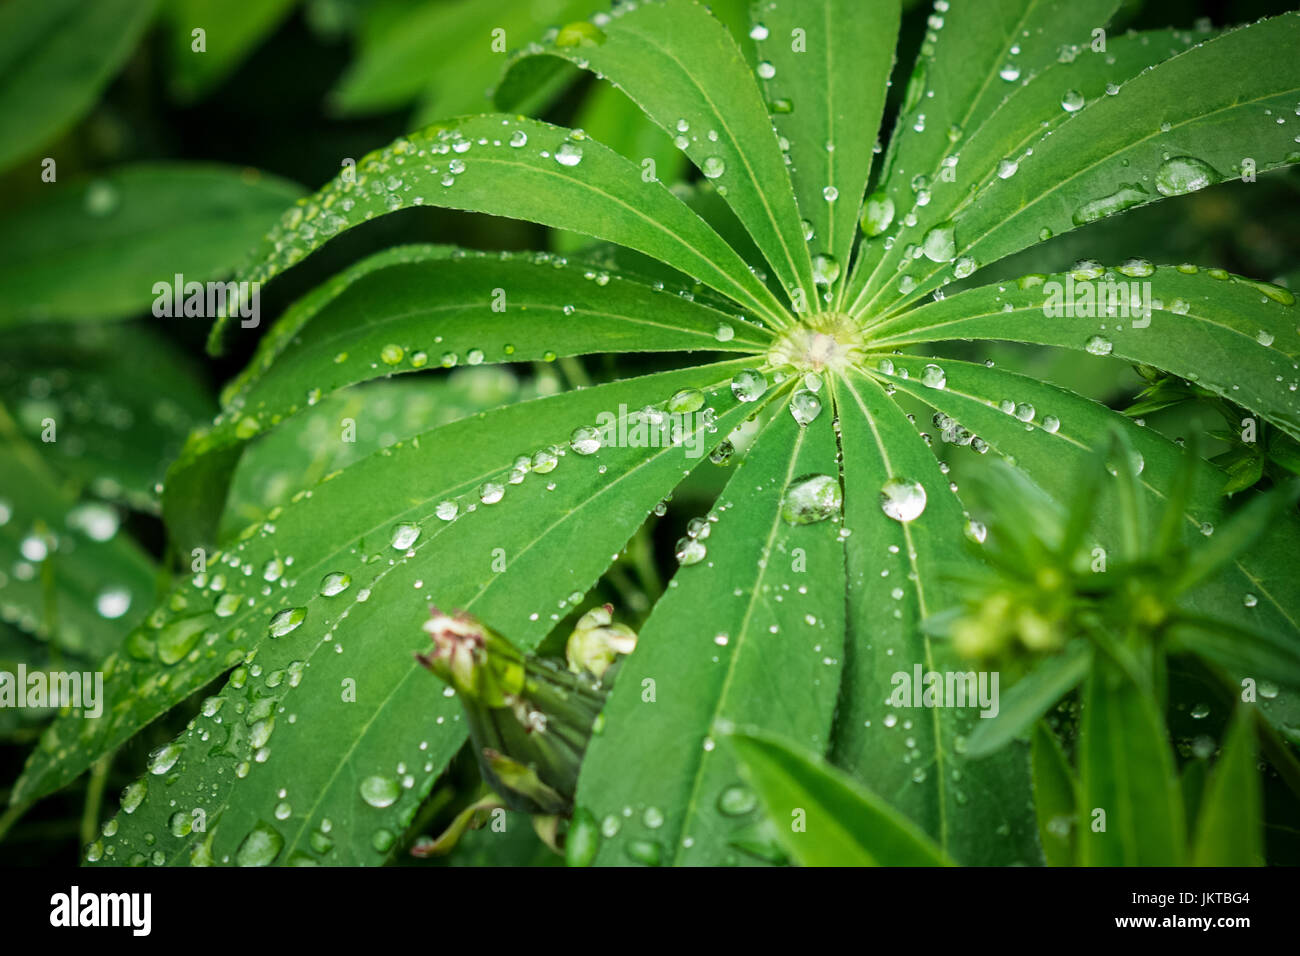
[565,602,638,679]
[417,607,609,815]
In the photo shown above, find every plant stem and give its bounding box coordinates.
[80,753,113,848]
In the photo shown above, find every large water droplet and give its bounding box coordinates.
[731,369,767,403]
[1155,156,1219,197]
[789,389,822,426]
[235,822,284,867]
[268,607,306,638]
[319,572,351,597]
[391,522,421,549]
[879,478,928,522]
[781,474,842,525]
[360,775,400,808]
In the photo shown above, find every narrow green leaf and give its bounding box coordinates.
[169,245,770,550]
[726,728,952,866]
[576,403,848,866]
[496,0,815,306]
[868,265,1300,442]
[1078,658,1184,865]
[0,163,305,326]
[880,13,1300,311]
[750,0,899,305]
[967,641,1092,758]
[218,115,789,350]
[1191,709,1263,865]
[831,370,1041,865]
[1031,721,1077,866]
[0,0,158,172]
[849,24,1194,313]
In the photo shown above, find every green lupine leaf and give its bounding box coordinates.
[830,370,1041,866]
[1169,615,1300,693]
[0,0,157,173]
[1031,721,1077,867]
[873,357,1300,738]
[1191,710,1263,866]
[20,360,747,825]
[496,0,815,305]
[575,404,848,866]
[165,0,298,102]
[1077,658,1185,865]
[169,245,769,550]
[848,24,1198,313]
[966,641,1092,758]
[0,164,305,326]
[872,12,1300,313]
[0,323,215,512]
[867,265,1300,441]
[0,413,157,661]
[216,114,789,350]
[749,0,899,303]
[726,728,952,866]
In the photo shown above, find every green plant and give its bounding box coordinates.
[6,0,1300,867]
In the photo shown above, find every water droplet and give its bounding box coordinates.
[789,389,822,425]
[319,572,351,597]
[1085,335,1113,356]
[717,785,758,816]
[96,586,132,620]
[436,500,459,521]
[148,742,182,775]
[701,156,725,179]
[380,344,404,366]
[121,779,147,813]
[479,481,505,504]
[1072,184,1149,225]
[555,141,584,167]
[731,369,767,403]
[757,61,776,79]
[1155,156,1219,197]
[625,840,662,866]
[920,364,947,389]
[1117,257,1154,278]
[862,192,895,236]
[921,221,956,263]
[391,522,420,549]
[359,775,400,808]
[879,478,928,522]
[781,474,843,525]
[811,254,840,287]
[268,607,306,638]
[675,537,707,566]
[235,822,284,867]
[570,425,602,455]
[1060,89,1085,112]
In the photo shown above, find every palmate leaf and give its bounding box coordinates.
[574,401,846,866]
[0,164,305,326]
[33,0,1299,869]
[0,0,157,173]
[168,244,770,550]
[831,369,1040,865]
[26,361,758,863]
